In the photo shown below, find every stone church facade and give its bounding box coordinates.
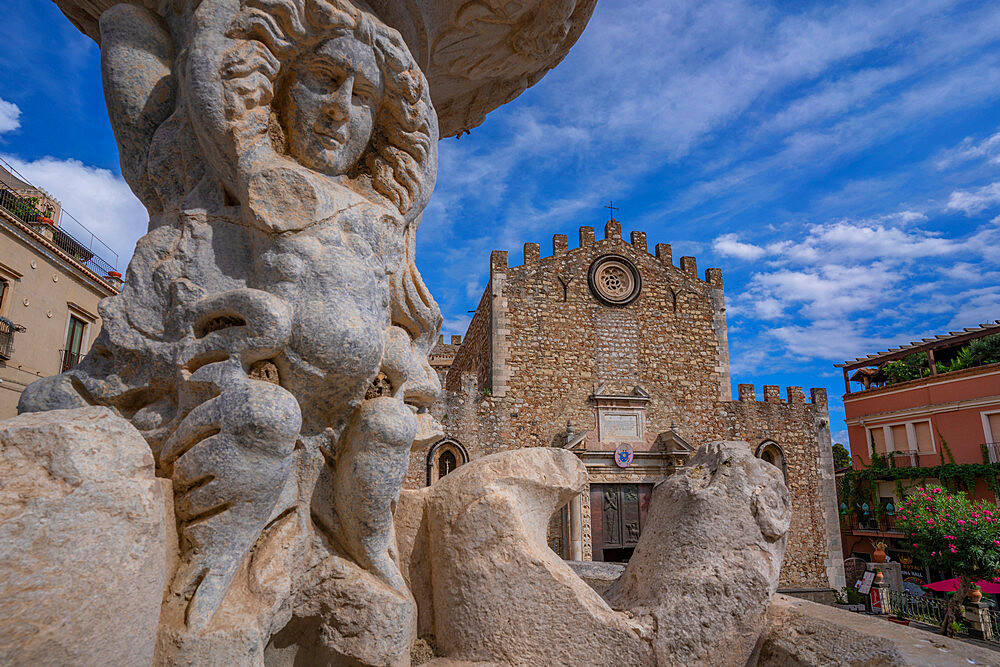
[405,220,845,592]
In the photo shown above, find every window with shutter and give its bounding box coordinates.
[870,428,886,454]
[914,421,934,453]
[988,413,1000,445]
[890,424,908,452]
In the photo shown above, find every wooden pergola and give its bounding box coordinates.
[835,320,1000,394]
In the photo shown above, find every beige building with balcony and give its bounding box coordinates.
[0,164,121,418]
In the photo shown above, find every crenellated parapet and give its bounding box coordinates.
[488,224,723,289]
[736,384,827,405]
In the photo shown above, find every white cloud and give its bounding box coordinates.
[748,263,900,321]
[936,131,1000,170]
[945,287,1000,330]
[0,154,146,270]
[770,320,892,362]
[0,98,21,134]
[712,233,767,260]
[723,209,999,367]
[441,314,472,339]
[946,181,1000,215]
[782,218,960,264]
[757,66,909,137]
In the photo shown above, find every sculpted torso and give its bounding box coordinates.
[20,0,440,639]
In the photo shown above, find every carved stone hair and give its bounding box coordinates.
[228,0,435,216]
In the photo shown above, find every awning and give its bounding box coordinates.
[923,578,1000,594]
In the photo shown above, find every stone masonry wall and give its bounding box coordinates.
[409,223,844,590]
[446,284,491,392]
[459,221,730,451]
[720,385,845,590]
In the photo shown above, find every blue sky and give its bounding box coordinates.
[2,0,999,446]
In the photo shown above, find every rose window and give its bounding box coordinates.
[588,255,641,306]
[600,266,629,296]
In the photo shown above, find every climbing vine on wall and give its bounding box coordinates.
[841,454,1000,514]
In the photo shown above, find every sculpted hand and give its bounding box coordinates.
[161,289,300,632]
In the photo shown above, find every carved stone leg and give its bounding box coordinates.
[333,396,417,593]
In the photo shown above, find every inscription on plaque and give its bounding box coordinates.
[602,413,639,439]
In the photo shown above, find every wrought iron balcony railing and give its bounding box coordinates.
[60,349,82,373]
[0,187,39,224]
[0,157,119,281]
[0,317,24,360]
[843,512,903,535]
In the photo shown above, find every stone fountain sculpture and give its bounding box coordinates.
[2,1,795,665]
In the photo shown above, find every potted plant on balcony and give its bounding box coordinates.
[872,540,888,563]
[38,207,55,225]
[968,583,983,604]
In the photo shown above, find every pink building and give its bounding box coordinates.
[835,321,1000,561]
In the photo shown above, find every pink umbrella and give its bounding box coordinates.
[923,578,1000,594]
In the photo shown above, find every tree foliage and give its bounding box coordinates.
[968,333,1000,367]
[882,352,929,384]
[832,443,852,470]
[878,336,1000,386]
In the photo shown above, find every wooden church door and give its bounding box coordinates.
[590,483,652,562]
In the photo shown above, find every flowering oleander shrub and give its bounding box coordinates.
[898,488,1000,578]
[898,488,1000,634]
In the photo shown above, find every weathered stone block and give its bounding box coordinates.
[0,407,165,666]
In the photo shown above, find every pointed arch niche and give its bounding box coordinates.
[755,440,788,483]
[426,438,470,486]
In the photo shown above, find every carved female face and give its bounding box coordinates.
[281,35,381,176]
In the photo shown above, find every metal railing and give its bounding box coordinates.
[0,187,39,224]
[0,317,21,360]
[985,442,1000,464]
[891,451,920,467]
[843,512,903,534]
[60,349,81,372]
[885,589,949,626]
[0,158,118,278]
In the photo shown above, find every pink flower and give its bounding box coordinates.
[913,543,919,547]
[928,519,935,525]
[959,520,967,525]
[992,540,1000,546]
[932,551,937,556]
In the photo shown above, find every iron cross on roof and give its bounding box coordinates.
[605,200,619,220]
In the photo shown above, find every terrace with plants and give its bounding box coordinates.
[0,157,118,279]
[837,322,1000,395]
